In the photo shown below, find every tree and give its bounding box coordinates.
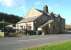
[0,12,23,29]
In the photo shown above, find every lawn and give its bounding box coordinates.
[22,40,71,50]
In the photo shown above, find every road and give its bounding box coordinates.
[0,34,71,50]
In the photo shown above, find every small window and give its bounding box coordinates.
[20,26,23,29]
[20,26,23,28]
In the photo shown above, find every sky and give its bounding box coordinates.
[0,0,71,24]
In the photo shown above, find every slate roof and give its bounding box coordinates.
[26,8,43,17]
[17,8,44,23]
[17,16,38,23]
[39,20,54,28]
[17,8,49,24]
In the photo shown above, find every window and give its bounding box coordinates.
[20,26,23,29]
[26,26,31,30]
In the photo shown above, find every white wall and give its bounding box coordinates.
[16,22,34,30]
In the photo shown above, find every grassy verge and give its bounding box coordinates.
[22,40,71,50]
[0,32,4,37]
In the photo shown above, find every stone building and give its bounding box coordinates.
[16,5,65,35]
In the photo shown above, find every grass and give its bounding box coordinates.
[0,32,4,37]
[22,40,71,50]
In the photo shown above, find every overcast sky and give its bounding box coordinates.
[0,0,71,24]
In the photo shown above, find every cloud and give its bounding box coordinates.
[34,0,46,6]
[0,0,2,2]
[0,0,15,7]
[0,0,26,7]
[5,0,14,7]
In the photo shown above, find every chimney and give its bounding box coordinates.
[43,5,48,13]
